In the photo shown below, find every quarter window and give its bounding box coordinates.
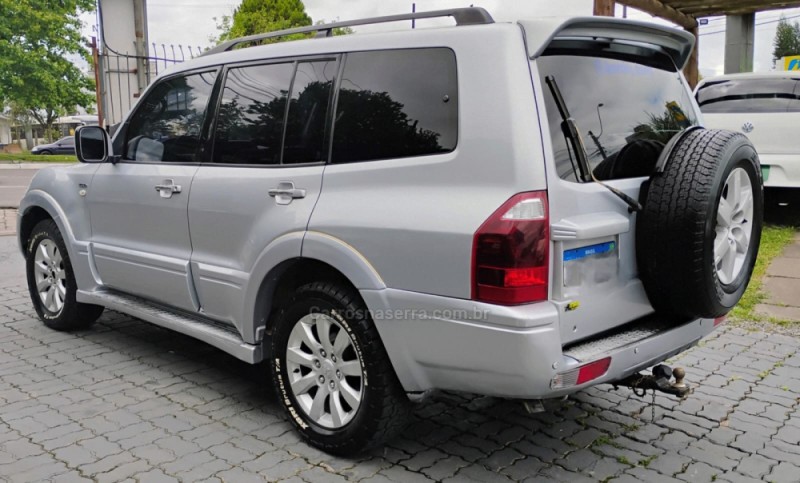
[331,48,458,164]
[124,71,218,162]
[212,63,294,165]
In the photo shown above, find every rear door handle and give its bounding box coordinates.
[155,179,182,199]
[268,181,306,205]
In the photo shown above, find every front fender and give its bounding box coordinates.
[18,190,96,290]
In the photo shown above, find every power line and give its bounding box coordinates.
[700,13,800,36]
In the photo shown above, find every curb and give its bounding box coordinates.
[0,163,76,170]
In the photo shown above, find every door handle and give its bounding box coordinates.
[268,181,306,205]
[154,179,182,199]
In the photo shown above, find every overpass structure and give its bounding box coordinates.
[593,0,800,87]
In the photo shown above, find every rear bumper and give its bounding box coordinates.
[760,153,800,188]
[360,288,717,399]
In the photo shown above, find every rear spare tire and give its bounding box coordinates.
[637,129,763,318]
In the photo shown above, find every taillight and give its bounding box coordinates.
[472,191,549,305]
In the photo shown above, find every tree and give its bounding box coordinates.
[0,0,95,143]
[773,16,800,62]
[218,0,312,44]
[212,1,352,46]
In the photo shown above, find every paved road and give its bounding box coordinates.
[0,170,36,208]
[0,243,799,481]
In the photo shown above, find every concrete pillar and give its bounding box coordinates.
[724,13,755,74]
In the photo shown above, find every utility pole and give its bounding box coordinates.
[412,3,416,29]
[133,0,149,93]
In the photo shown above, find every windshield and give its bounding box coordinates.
[696,77,800,113]
[537,53,698,182]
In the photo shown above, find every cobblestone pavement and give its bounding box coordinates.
[0,210,17,236]
[1,279,799,482]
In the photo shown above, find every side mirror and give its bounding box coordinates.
[75,126,110,163]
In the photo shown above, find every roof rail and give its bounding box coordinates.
[203,7,494,57]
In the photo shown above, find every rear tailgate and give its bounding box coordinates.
[701,112,799,155]
[523,18,699,345]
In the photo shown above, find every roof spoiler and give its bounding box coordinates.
[520,17,695,69]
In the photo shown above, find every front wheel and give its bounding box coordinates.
[270,282,409,455]
[25,219,104,330]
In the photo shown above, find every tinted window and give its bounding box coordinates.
[696,77,800,113]
[283,61,334,164]
[213,63,294,165]
[59,137,74,146]
[125,71,217,162]
[332,48,458,164]
[538,55,697,182]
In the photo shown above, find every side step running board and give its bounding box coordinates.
[77,289,263,364]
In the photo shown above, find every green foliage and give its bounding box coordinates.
[773,16,800,62]
[218,0,312,44]
[0,0,96,141]
[731,225,796,322]
[212,1,354,46]
[0,153,77,162]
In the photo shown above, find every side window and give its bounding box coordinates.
[283,61,334,164]
[332,48,458,164]
[124,71,217,163]
[213,63,294,165]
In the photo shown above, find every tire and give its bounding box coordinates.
[25,219,104,330]
[38,150,52,155]
[270,282,409,455]
[637,129,763,318]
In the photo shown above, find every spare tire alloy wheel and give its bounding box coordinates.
[285,313,363,429]
[715,167,754,285]
[637,129,763,318]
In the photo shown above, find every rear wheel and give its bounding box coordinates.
[270,282,409,455]
[25,220,104,330]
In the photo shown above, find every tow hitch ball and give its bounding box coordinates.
[612,364,690,398]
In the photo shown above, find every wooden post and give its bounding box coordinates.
[684,26,699,90]
[90,37,105,129]
[594,0,616,16]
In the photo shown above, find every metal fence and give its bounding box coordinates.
[92,38,205,128]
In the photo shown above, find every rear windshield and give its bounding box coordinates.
[538,52,697,182]
[696,77,800,113]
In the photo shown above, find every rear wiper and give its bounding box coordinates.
[545,75,592,182]
[545,75,642,213]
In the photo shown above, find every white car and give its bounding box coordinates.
[696,72,800,188]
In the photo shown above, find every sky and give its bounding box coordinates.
[81,0,800,78]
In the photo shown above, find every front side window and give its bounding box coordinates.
[696,77,800,113]
[213,63,294,165]
[124,71,218,163]
[538,51,697,182]
[332,48,458,164]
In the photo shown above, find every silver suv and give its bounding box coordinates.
[18,8,764,455]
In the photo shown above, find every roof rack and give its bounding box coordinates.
[203,7,494,57]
